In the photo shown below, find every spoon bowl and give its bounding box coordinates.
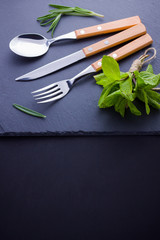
[9,32,77,57]
[9,34,50,57]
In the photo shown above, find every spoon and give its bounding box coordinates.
[9,16,141,57]
[9,32,77,57]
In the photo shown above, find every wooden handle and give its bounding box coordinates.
[91,33,153,71]
[83,23,146,57]
[75,16,141,39]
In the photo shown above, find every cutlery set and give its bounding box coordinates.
[10,16,153,103]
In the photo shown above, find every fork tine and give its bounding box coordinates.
[35,89,62,100]
[37,94,64,104]
[31,82,58,94]
[33,86,60,97]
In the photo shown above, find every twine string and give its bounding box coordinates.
[129,47,156,73]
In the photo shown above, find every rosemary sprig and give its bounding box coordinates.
[13,104,46,118]
[37,4,104,37]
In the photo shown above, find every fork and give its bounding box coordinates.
[32,34,152,104]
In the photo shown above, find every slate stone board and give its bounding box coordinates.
[0,0,160,136]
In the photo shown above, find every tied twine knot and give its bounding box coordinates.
[129,48,157,73]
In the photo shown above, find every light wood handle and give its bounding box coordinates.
[91,33,153,71]
[83,23,146,57]
[75,16,141,39]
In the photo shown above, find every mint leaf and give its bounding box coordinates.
[146,64,153,73]
[146,89,160,103]
[136,71,160,89]
[127,101,141,116]
[94,71,127,88]
[102,56,121,80]
[94,72,106,82]
[121,92,136,102]
[137,89,160,112]
[99,89,121,108]
[114,97,127,117]
[120,72,130,79]
[120,77,132,95]
[98,82,117,107]
[94,73,108,86]
[94,73,115,87]
[136,89,144,102]
[142,90,150,114]
[147,96,160,110]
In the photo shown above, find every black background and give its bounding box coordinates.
[1,136,160,240]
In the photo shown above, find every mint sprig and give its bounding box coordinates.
[37,4,104,37]
[94,56,160,117]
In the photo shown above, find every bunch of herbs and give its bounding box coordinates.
[94,56,160,117]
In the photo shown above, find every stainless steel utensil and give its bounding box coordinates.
[15,23,146,80]
[32,34,152,103]
[9,16,141,57]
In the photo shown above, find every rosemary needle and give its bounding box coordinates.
[13,104,46,118]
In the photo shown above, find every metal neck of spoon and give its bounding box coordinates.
[47,31,77,45]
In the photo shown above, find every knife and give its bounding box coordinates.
[16,23,146,81]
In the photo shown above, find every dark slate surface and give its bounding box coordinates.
[0,0,160,136]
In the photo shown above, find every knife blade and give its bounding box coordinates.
[16,23,146,81]
[16,50,85,80]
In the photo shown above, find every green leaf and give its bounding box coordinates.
[136,89,160,111]
[136,89,144,102]
[142,89,150,114]
[136,71,160,89]
[120,71,125,75]
[102,56,121,81]
[98,82,117,107]
[38,5,103,36]
[74,7,104,17]
[94,73,118,87]
[146,89,160,103]
[13,104,46,118]
[64,12,90,16]
[120,77,132,95]
[48,6,104,17]
[94,73,108,86]
[40,19,54,26]
[120,72,130,79]
[127,101,141,116]
[120,76,137,102]
[114,97,127,117]
[49,9,74,14]
[146,64,154,73]
[147,96,160,110]
[94,70,127,87]
[121,92,136,102]
[49,4,73,9]
[47,13,62,36]
[74,6,91,13]
[37,13,58,21]
[99,90,121,108]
